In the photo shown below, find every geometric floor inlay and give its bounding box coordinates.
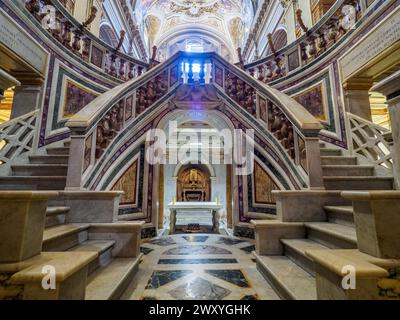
[158,258,238,264]
[182,235,209,243]
[205,270,250,288]
[149,238,177,246]
[217,237,244,245]
[121,234,281,301]
[168,277,231,300]
[145,270,193,289]
[163,245,232,255]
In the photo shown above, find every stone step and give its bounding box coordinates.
[322,165,374,177]
[0,176,66,190]
[320,148,343,157]
[29,155,69,164]
[324,206,354,227]
[281,239,329,276]
[42,223,90,252]
[323,176,393,190]
[68,240,116,274]
[85,256,142,300]
[46,147,70,155]
[305,222,357,249]
[45,206,70,228]
[321,156,357,166]
[11,164,68,176]
[255,253,317,300]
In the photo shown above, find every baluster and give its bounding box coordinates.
[300,44,308,62]
[308,37,317,57]
[199,60,205,84]
[128,63,135,79]
[188,61,194,84]
[119,58,126,80]
[82,38,91,61]
[249,68,255,78]
[72,30,82,55]
[25,0,40,15]
[61,21,72,47]
[137,66,143,76]
[109,53,117,77]
[257,65,264,82]
[318,32,327,52]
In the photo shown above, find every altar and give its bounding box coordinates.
[167,202,223,234]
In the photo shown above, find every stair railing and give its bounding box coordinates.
[23,0,148,81]
[347,112,393,171]
[0,110,39,168]
[244,0,364,83]
[65,52,324,190]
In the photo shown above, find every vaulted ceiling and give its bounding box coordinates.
[133,0,258,62]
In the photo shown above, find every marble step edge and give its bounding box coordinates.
[280,238,329,276]
[323,206,354,215]
[254,253,317,300]
[304,222,357,246]
[85,255,143,300]
[68,240,116,274]
[46,206,70,216]
[43,223,91,244]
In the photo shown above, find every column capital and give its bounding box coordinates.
[372,70,400,104]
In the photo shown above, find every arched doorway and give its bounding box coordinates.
[176,164,211,202]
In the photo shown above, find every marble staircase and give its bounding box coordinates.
[254,143,395,300]
[0,140,143,300]
[0,140,71,190]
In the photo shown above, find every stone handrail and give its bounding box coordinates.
[244,0,363,83]
[0,109,39,169]
[347,112,393,171]
[24,0,148,81]
[65,52,324,189]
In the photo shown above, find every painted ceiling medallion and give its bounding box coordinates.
[170,0,221,18]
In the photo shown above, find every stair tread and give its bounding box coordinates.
[43,223,90,243]
[323,176,393,180]
[46,206,70,216]
[11,164,68,168]
[281,238,329,257]
[255,253,317,300]
[69,240,115,254]
[305,222,357,244]
[85,256,142,300]
[322,165,373,168]
[0,176,66,179]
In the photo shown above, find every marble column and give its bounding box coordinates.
[343,77,373,121]
[372,70,400,189]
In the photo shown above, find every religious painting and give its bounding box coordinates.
[125,95,133,121]
[83,133,92,173]
[177,165,211,202]
[294,84,327,122]
[112,160,139,205]
[215,65,223,87]
[91,45,104,69]
[253,161,278,204]
[62,80,98,118]
[258,96,268,123]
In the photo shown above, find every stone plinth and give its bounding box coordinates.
[251,220,305,255]
[306,249,400,300]
[0,191,58,263]
[342,191,400,259]
[10,252,97,300]
[89,222,144,258]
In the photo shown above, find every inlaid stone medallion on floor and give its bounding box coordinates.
[168,277,231,300]
[121,234,280,300]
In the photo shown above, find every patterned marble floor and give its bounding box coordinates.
[121,234,280,300]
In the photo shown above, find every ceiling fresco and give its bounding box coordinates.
[132,0,258,62]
